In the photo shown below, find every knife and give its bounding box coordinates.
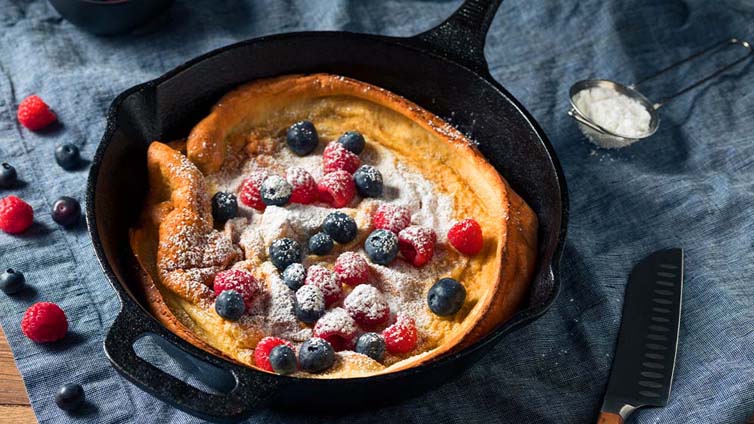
[597,248,684,424]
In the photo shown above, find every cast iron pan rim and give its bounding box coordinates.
[86,29,568,383]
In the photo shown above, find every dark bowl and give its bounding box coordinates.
[48,0,174,36]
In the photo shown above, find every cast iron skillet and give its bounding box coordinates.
[86,0,568,421]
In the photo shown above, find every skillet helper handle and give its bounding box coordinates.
[104,301,279,423]
[411,0,503,74]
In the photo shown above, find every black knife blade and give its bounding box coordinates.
[598,248,684,423]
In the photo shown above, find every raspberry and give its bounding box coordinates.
[344,284,389,328]
[286,167,317,204]
[323,142,361,174]
[333,252,369,286]
[17,95,56,131]
[398,226,437,267]
[372,204,410,234]
[213,269,263,309]
[21,302,68,343]
[382,314,418,354]
[304,265,342,307]
[0,195,33,234]
[238,170,269,211]
[253,336,294,372]
[317,170,355,208]
[447,218,484,256]
[313,308,357,351]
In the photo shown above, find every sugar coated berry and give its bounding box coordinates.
[372,204,411,234]
[344,284,390,328]
[260,175,292,206]
[334,251,369,286]
[54,144,81,171]
[313,307,358,351]
[353,165,383,198]
[282,263,306,291]
[317,170,356,208]
[322,211,357,244]
[286,120,319,156]
[17,95,56,131]
[398,225,436,267]
[269,345,297,375]
[304,265,342,307]
[51,196,80,227]
[213,269,262,308]
[0,268,25,295]
[447,218,484,256]
[211,192,238,223]
[21,302,68,343]
[337,131,366,154]
[286,167,317,204]
[254,337,294,372]
[239,170,269,211]
[355,332,386,362]
[269,238,302,271]
[298,337,335,373]
[323,142,361,174]
[308,232,334,256]
[0,163,18,188]
[382,314,418,355]
[364,229,399,265]
[427,278,466,316]
[295,284,326,324]
[0,195,33,234]
[55,383,85,411]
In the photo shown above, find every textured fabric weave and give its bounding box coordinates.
[0,1,752,423]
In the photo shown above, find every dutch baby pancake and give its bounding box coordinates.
[130,74,538,378]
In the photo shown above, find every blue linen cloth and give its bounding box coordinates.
[1,0,753,422]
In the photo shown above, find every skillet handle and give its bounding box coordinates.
[104,300,280,423]
[409,0,503,75]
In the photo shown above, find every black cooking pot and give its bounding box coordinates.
[86,0,568,422]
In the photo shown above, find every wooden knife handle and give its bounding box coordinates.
[597,412,624,424]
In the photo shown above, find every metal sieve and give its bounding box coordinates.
[568,38,752,148]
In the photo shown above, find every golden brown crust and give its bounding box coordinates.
[131,74,538,377]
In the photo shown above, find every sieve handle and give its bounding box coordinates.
[631,38,752,109]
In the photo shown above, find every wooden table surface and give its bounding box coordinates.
[0,328,36,424]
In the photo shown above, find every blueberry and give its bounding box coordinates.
[215,289,246,321]
[286,120,318,156]
[282,263,306,291]
[51,196,80,227]
[55,383,85,411]
[298,338,335,373]
[427,278,467,316]
[54,144,80,171]
[0,269,25,295]
[308,232,334,256]
[353,165,383,198]
[269,345,297,375]
[260,175,292,206]
[337,131,365,154]
[364,229,398,265]
[0,163,17,188]
[322,212,357,244]
[294,285,325,324]
[211,192,237,223]
[269,238,302,271]
[354,332,386,362]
